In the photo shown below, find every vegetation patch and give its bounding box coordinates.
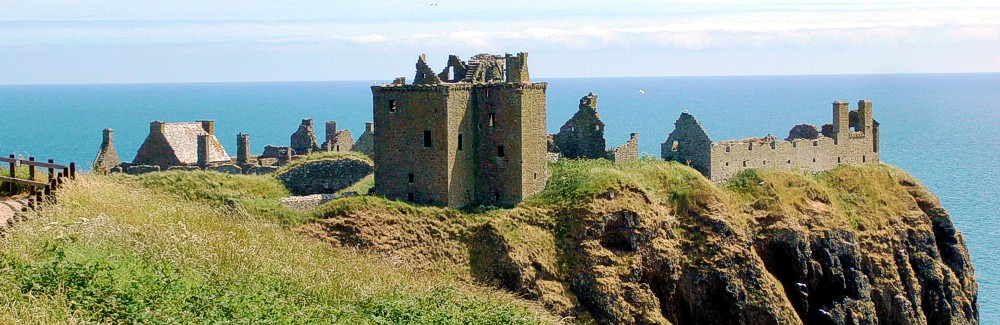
[0,174,552,323]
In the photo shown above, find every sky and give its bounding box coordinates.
[1,0,999,84]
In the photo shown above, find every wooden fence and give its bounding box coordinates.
[0,154,75,211]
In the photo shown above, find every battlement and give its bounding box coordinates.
[662,100,880,181]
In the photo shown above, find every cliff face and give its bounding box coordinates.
[311,161,978,325]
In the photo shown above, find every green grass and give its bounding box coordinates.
[128,170,311,224]
[531,158,720,211]
[0,174,553,324]
[273,151,373,176]
[0,165,49,197]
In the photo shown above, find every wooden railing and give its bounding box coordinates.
[0,154,75,211]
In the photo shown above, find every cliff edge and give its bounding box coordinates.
[309,160,978,324]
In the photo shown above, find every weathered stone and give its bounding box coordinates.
[126,165,160,175]
[553,92,607,159]
[372,52,548,207]
[321,121,354,152]
[166,166,200,171]
[786,124,820,141]
[276,158,373,196]
[133,120,229,170]
[662,100,880,182]
[209,164,242,174]
[247,166,278,175]
[351,122,375,157]
[290,119,318,155]
[610,133,639,162]
[93,128,120,174]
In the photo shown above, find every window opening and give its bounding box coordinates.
[407,193,414,202]
[389,100,397,113]
[494,191,501,202]
[671,141,679,152]
[497,145,505,157]
[423,130,432,147]
[408,173,414,184]
[457,134,463,151]
[488,114,496,127]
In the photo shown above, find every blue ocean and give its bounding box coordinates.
[2,74,998,320]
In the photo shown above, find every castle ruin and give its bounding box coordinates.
[371,53,549,207]
[662,100,879,181]
[551,92,639,162]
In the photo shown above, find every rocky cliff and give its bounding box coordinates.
[306,161,978,325]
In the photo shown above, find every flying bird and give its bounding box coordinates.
[638,89,645,95]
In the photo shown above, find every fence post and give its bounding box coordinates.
[28,156,35,181]
[47,159,55,181]
[69,162,76,179]
[7,154,14,194]
[35,190,43,208]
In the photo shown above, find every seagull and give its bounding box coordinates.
[372,81,377,85]
[638,89,645,95]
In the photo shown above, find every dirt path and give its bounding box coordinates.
[0,198,28,231]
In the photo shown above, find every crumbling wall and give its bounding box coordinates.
[611,133,639,162]
[553,93,607,159]
[661,112,713,177]
[276,158,373,196]
[667,101,880,182]
[351,122,375,157]
[290,119,318,155]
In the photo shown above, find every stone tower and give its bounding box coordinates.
[372,52,548,207]
[93,128,121,173]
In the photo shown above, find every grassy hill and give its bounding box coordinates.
[0,171,554,324]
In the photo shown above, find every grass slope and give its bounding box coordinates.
[0,172,553,324]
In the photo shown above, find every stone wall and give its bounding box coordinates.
[663,101,880,182]
[276,157,374,196]
[93,128,120,174]
[290,119,318,155]
[661,113,713,177]
[372,52,548,207]
[553,92,607,159]
[611,133,639,162]
[351,122,375,157]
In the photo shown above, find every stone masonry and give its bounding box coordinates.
[553,92,606,159]
[93,128,120,174]
[133,121,230,169]
[290,119,319,155]
[662,100,880,182]
[611,133,639,162]
[372,52,548,207]
[351,122,375,157]
[321,121,354,152]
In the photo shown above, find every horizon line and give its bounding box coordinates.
[2,71,998,87]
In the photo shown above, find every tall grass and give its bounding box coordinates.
[0,174,552,324]
[0,165,48,197]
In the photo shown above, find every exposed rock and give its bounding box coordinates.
[275,157,373,195]
[307,164,978,325]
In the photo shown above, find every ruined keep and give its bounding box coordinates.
[92,128,120,173]
[321,121,354,152]
[351,122,375,157]
[371,52,549,207]
[662,100,880,181]
[290,119,319,155]
[133,121,231,170]
[553,92,606,159]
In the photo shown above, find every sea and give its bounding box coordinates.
[1,73,998,320]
